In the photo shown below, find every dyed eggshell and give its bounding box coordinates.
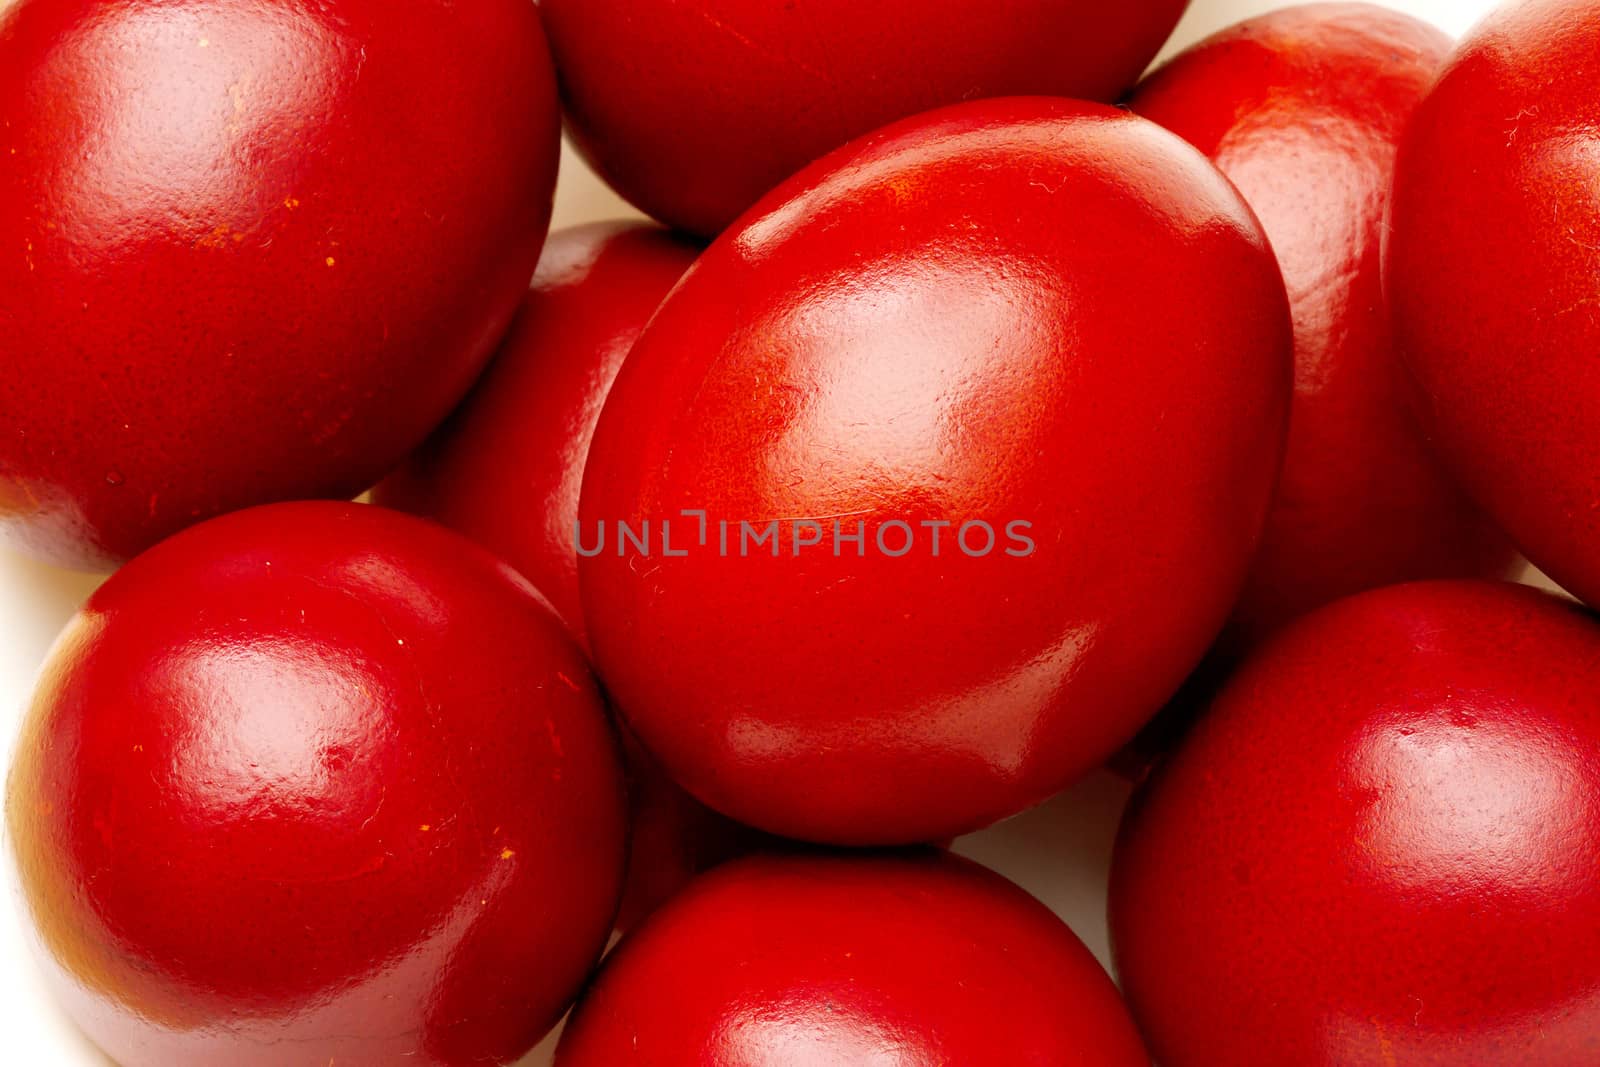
[0,0,561,572]
[539,0,1190,235]
[5,501,627,1066]
[375,221,701,644]
[578,97,1292,845]
[556,851,1150,1066]
[1111,580,1600,1066]
[1387,0,1600,608]
[1131,4,1515,645]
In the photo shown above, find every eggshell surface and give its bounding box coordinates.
[5,502,627,1066]
[1387,0,1600,608]
[1111,580,1600,1066]
[579,97,1293,845]
[0,0,562,571]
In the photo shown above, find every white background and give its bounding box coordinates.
[0,0,1506,1062]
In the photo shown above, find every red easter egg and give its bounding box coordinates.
[1387,0,1600,608]
[375,222,760,931]
[5,502,627,1066]
[1131,3,1515,645]
[578,97,1292,845]
[556,851,1150,1066]
[1111,580,1600,1065]
[539,0,1191,235]
[0,0,561,572]
[376,222,701,644]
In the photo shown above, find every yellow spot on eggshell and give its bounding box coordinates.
[325,256,336,267]
[500,848,516,860]
[195,224,232,250]
[284,196,300,209]
[198,37,209,47]
[419,824,430,832]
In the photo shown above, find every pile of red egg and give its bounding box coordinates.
[3,0,1599,1063]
